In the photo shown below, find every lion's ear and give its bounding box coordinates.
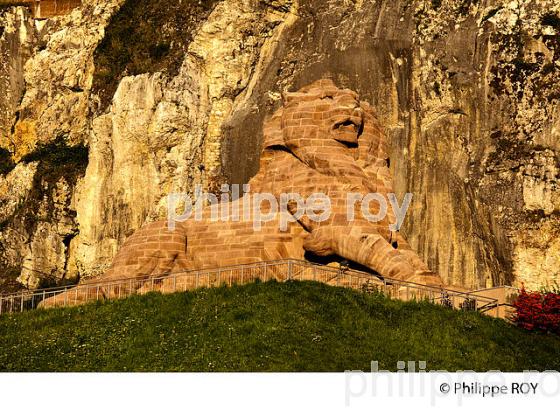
[262,111,286,150]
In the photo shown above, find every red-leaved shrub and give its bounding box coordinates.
[513,287,560,335]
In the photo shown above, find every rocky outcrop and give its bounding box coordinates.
[0,6,35,149]
[0,0,558,291]
[0,0,121,287]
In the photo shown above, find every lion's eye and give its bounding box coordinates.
[333,119,364,139]
[334,120,358,131]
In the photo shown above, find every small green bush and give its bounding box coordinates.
[14,136,87,232]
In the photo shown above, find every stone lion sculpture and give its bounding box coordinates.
[41,79,443,307]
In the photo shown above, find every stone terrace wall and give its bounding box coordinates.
[0,1,81,18]
[33,0,81,18]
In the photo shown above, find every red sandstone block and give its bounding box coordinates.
[159,243,185,252]
[171,237,187,245]
[314,104,332,112]
[230,243,249,249]
[158,235,175,241]
[190,225,209,232]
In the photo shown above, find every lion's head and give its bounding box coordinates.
[262,79,390,184]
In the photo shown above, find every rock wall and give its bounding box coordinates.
[0,0,122,288]
[222,0,560,290]
[0,6,35,149]
[0,0,558,291]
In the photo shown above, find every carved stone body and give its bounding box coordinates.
[41,80,443,307]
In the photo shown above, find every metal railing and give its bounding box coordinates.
[0,259,499,316]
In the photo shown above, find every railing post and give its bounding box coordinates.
[265,264,269,282]
[2,260,474,315]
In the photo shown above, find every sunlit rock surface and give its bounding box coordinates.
[0,0,558,290]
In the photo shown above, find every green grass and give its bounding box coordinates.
[0,280,559,372]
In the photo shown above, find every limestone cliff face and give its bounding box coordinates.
[0,6,35,146]
[0,0,558,290]
[0,0,122,289]
[222,0,560,290]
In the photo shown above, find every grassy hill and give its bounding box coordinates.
[0,280,559,372]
